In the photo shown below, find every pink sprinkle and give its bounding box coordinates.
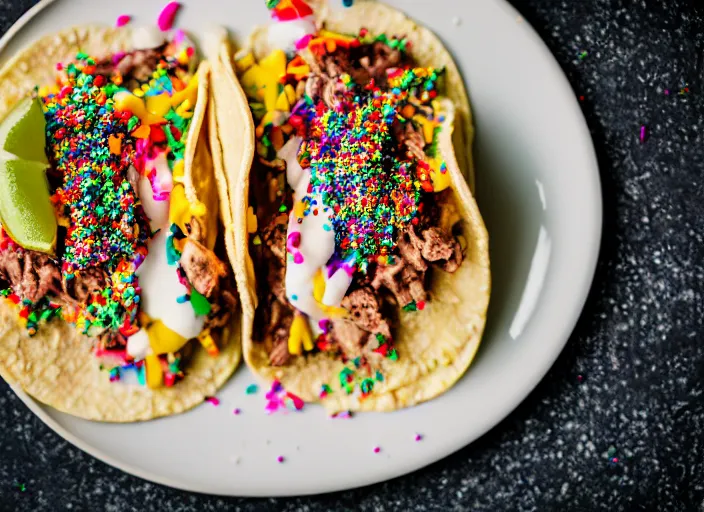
[415,434,423,442]
[205,396,220,406]
[233,408,241,415]
[373,446,381,454]
[664,89,670,96]
[116,15,131,27]
[296,34,314,50]
[293,253,304,264]
[640,125,647,143]
[277,456,285,463]
[157,2,181,31]
[173,29,185,44]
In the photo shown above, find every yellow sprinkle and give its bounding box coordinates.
[141,83,150,92]
[275,91,290,112]
[318,29,357,43]
[198,330,219,356]
[288,313,313,355]
[172,160,185,179]
[413,114,437,144]
[284,84,297,105]
[235,52,255,73]
[175,99,193,118]
[146,93,172,117]
[114,91,164,125]
[312,270,326,303]
[133,89,145,98]
[146,320,189,355]
[293,201,306,219]
[169,184,192,232]
[191,201,207,217]
[247,206,258,233]
[429,158,451,192]
[145,354,164,388]
[170,75,198,108]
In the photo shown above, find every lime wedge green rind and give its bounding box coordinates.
[0,97,49,165]
[0,158,56,254]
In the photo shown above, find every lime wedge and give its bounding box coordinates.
[0,97,48,164]
[0,158,57,254]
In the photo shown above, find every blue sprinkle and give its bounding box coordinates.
[291,294,298,301]
[176,295,189,304]
[246,384,259,395]
[323,224,332,232]
[342,0,353,6]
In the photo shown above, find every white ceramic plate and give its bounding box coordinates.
[0,0,601,497]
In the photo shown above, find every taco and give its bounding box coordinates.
[0,25,242,422]
[212,0,490,412]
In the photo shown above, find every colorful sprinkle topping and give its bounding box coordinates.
[305,91,421,264]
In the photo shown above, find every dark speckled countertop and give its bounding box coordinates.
[1,0,704,510]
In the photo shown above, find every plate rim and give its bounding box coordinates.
[2,0,603,497]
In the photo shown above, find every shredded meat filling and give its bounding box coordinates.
[180,239,228,299]
[95,46,166,86]
[0,248,64,304]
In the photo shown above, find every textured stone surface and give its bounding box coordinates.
[1,0,704,510]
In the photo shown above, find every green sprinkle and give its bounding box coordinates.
[360,378,374,395]
[127,116,139,132]
[402,301,417,312]
[190,289,212,316]
[246,384,259,395]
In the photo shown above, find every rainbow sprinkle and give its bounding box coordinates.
[305,91,421,266]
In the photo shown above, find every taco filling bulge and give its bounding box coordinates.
[224,0,490,411]
[0,25,240,420]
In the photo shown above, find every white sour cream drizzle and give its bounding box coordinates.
[279,137,354,335]
[126,157,205,360]
[267,16,316,54]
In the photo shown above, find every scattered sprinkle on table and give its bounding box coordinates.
[246,384,259,395]
[157,1,181,31]
[204,396,220,406]
[115,14,131,27]
[640,125,647,143]
[415,434,423,442]
[277,455,285,463]
[373,446,381,454]
[233,408,241,415]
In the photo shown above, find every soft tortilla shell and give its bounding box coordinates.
[0,26,241,422]
[204,29,258,336]
[229,1,490,413]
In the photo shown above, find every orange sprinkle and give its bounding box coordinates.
[172,77,185,92]
[131,124,150,139]
[108,135,122,155]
